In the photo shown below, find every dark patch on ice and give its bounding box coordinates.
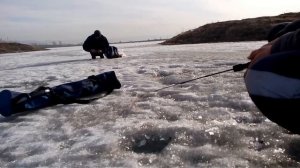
[45,75,58,81]
[120,125,243,156]
[120,128,174,154]
[286,139,300,162]
[131,135,172,153]
[168,64,182,68]
[0,84,20,89]
[137,69,147,74]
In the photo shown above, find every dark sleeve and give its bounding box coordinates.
[275,20,300,38]
[82,36,92,52]
[271,29,300,53]
[103,36,109,48]
[267,22,290,42]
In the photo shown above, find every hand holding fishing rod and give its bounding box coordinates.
[154,62,250,92]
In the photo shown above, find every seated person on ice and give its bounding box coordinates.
[245,19,300,134]
[83,30,109,59]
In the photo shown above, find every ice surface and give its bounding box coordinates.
[1,41,300,167]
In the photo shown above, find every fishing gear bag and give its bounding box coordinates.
[0,71,121,117]
[105,46,122,59]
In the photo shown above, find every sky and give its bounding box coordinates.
[0,0,299,44]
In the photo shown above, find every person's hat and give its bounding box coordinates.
[94,30,101,36]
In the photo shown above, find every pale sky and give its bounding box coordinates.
[0,0,299,44]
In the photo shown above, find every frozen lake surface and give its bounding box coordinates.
[1,41,300,167]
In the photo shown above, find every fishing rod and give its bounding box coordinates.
[154,62,250,92]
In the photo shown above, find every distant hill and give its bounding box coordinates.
[162,12,300,45]
[0,42,46,54]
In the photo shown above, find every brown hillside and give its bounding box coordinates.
[0,42,46,54]
[162,12,300,45]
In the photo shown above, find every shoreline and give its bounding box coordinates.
[0,42,47,54]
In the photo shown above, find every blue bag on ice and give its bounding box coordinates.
[105,46,122,59]
[0,71,121,117]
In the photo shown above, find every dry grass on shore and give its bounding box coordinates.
[0,42,46,54]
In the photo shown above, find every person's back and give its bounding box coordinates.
[245,19,300,134]
[83,30,109,59]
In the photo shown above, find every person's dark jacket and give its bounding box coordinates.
[269,20,300,53]
[83,34,109,52]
